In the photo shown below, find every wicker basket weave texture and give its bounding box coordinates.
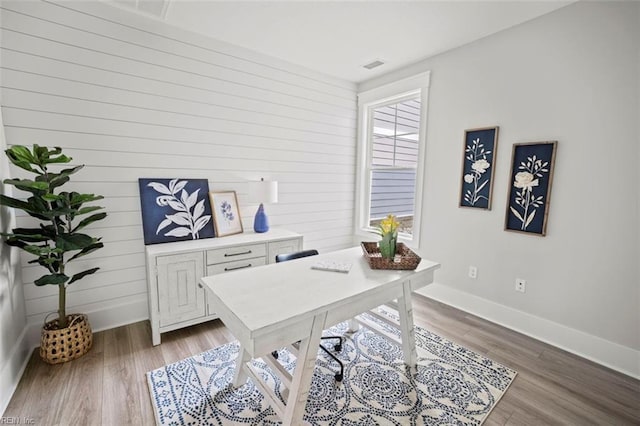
[360,241,421,270]
[40,314,93,364]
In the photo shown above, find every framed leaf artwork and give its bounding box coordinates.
[459,126,499,209]
[138,178,215,245]
[209,191,243,237]
[504,141,558,236]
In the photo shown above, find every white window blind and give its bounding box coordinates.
[368,97,422,235]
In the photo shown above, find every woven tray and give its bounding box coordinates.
[361,241,421,270]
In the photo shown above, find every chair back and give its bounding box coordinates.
[275,249,319,263]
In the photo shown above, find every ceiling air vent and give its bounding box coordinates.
[363,60,385,70]
[113,0,171,19]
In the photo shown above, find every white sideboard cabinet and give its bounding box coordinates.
[145,229,302,345]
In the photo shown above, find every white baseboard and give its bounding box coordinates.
[416,283,640,379]
[26,298,150,349]
[0,326,31,417]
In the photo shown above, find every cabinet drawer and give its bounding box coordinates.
[206,257,267,275]
[206,243,266,265]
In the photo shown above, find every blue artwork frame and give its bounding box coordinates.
[138,178,215,245]
[505,141,558,236]
[459,126,499,209]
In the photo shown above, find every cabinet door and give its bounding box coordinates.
[157,252,205,327]
[267,238,302,264]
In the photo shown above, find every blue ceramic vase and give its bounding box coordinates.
[253,203,269,233]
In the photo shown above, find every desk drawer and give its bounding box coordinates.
[206,243,266,265]
[206,257,267,275]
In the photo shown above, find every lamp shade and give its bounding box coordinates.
[248,179,278,204]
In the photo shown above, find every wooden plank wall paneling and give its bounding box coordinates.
[0,0,357,328]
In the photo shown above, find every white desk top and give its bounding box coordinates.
[201,246,440,340]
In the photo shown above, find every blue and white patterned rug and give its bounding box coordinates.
[147,314,516,425]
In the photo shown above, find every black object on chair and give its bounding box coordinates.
[272,249,344,382]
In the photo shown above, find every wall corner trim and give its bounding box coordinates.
[416,283,640,379]
[0,326,31,417]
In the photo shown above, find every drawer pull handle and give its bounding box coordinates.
[224,250,252,257]
[197,283,203,289]
[225,264,252,271]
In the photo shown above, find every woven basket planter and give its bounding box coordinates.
[40,314,93,364]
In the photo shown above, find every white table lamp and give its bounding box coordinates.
[248,178,278,233]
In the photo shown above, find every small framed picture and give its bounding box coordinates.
[459,126,499,209]
[505,141,558,236]
[209,191,243,237]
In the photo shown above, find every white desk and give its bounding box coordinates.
[200,246,440,425]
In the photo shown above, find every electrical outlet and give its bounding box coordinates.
[468,266,478,279]
[515,278,526,293]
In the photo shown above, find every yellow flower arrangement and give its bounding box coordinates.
[375,214,400,260]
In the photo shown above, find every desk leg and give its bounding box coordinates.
[282,312,327,425]
[347,318,359,333]
[232,343,251,388]
[397,280,417,372]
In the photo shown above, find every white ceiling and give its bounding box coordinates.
[115,0,572,83]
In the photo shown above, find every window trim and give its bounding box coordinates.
[355,72,431,248]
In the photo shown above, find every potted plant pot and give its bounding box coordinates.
[40,313,93,364]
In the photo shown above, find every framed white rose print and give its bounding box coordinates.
[459,126,499,209]
[505,141,558,236]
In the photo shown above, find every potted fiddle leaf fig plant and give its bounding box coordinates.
[0,145,107,364]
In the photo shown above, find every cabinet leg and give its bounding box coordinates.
[152,322,161,346]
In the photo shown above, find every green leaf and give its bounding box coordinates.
[68,267,99,285]
[3,178,49,193]
[3,238,27,249]
[34,273,69,286]
[48,174,70,191]
[33,145,49,164]
[5,145,38,173]
[56,233,94,251]
[3,228,49,243]
[33,145,71,166]
[47,166,83,191]
[69,192,104,207]
[37,224,58,239]
[0,194,32,211]
[31,257,60,269]
[59,165,83,175]
[41,193,63,202]
[73,212,107,232]
[22,244,62,257]
[68,242,104,262]
[76,205,104,216]
[46,154,72,164]
[22,244,47,256]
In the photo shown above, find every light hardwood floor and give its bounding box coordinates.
[4,295,639,425]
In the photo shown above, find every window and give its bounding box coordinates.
[356,72,430,246]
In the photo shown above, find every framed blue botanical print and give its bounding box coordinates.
[209,191,243,237]
[138,178,215,245]
[505,141,558,236]
[459,126,499,209]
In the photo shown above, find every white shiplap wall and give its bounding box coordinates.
[0,0,357,338]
